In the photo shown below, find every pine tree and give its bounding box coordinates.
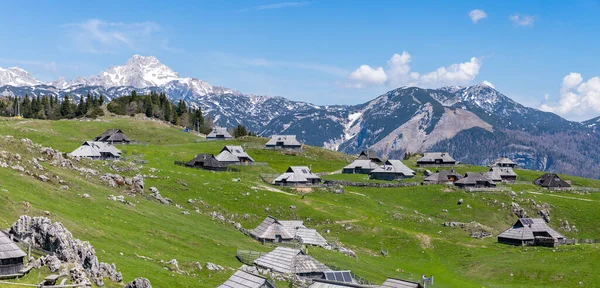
[144,97,153,118]
[60,95,74,118]
[76,97,85,117]
[164,101,171,122]
[22,95,32,118]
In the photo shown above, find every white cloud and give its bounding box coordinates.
[540,73,600,119]
[240,2,310,11]
[348,65,387,88]
[61,19,161,54]
[348,51,482,89]
[469,9,488,23]
[509,14,535,27]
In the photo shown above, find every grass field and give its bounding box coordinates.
[0,116,599,287]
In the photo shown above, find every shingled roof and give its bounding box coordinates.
[356,150,382,163]
[417,152,456,164]
[381,278,423,288]
[207,127,233,139]
[423,169,463,184]
[253,247,329,274]
[492,157,517,167]
[216,146,255,162]
[497,218,565,241]
[0,232,26,260]
[295,228,328,247]
[487,166,517,181]
[265,135,302,147]
[370,160,415,176]
[186,154,226,169]
[454,172,496,187]
[534,173,571,188]
[94,129,130,143]
[218,270,275,288]
[69,141,122,159]
[343,160,380,170]
[274,166,321,184]
[250,216,297,241]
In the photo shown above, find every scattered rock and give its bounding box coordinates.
[81,194,90,199]
[457,199,463,205]
[125,278,152,288]
[205,262,224,271]
[46,255,62,272]
[70,264,93,287]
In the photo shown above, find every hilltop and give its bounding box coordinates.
[0,116,599,287]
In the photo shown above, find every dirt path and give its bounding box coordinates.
[252,184,296,196]
[527,191,595,202]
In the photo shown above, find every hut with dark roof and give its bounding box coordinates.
[423,169,463,185]
[218,269,275,288]
[533,173,571,189]
[369,160,415,181]
[0,232,27,277]
[94,129,130,144]
[454,172,496,189]
[273,166,322,187]
[497,218,566,247]
[185,154,227,171]
[487,166,517,183]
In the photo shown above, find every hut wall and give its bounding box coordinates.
[497,237,525,246]
[370,173,397,181]
[0,257,24,276]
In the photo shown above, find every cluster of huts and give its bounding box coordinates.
[342,150,416,181]
[249,216,328,247]
[207,129,304,151]
[220,247,425,287]
[69,129,130,160]
[185,146,255,171]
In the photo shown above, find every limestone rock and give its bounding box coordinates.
[125,278,152,288]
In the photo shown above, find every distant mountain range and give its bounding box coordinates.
[1,55,600,178]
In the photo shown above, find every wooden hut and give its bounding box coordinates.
[422,169,463,185]
[487,166,517,183]
[369,160,415,181]
[342,160,379,174]
[273,166,322,187]
[356,150,383,165]
[94,129,130,144]
[185,154,227,171]
[207,127,233,140]
[69,141,122,160]
[215,146,254,165]
[454,172,496,189]
[491,157,517,168]
[533,173,571,189]
[249,216,305,243]
[265,135,302,150]
[416,153,456,167]
[0,232,27,277]
[218,269,275,288]
[497,218,565,247]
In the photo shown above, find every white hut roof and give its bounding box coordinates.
[497,218,565,241]
[381,278,422,288]
[488,167,517,179]
[69,141,121,158]
[216,146,254,162]
[0,232,26,260]
[253,247,329,274]
[370,160,415,176]
[343,160,380,170]
[266,135,302,146]
[207,127,232,138]
[492,157,517,166]
[274,166,321,183]
[417,153,456,163]
[296,228,328,247]
[218,270,273,288]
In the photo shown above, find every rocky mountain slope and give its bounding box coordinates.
[1,55,599,177]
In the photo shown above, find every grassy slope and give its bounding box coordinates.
[0,116,599,287]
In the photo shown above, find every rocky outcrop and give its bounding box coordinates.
[9,215,122,286]
[150,187,169,205]
[125,278,152,288]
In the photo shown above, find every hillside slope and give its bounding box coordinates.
[0,117,600,287]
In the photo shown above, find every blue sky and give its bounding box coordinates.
[1,0,600,120]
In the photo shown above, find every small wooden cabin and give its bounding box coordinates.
[0,232,27,277]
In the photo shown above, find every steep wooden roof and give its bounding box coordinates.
[497,218,565,241]
[218,270,275,288]
[0,231,26,260]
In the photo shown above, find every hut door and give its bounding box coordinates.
[275,235,282,243]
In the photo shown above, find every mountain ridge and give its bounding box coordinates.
[1,55,600,178]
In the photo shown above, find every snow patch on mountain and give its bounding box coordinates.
[0,67,42,87]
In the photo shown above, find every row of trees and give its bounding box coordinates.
[107,91,210,133]
[0,94,104,120]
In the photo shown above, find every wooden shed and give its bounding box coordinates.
[497,218,565,247]
[265,135,302,150]
[94,129,131,144]
[253,247,329,278]
[533,173,571,189]
[416,153,456,167]
[0,232,27,277]
[218,269,275,288]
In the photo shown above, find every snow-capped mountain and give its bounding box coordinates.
[0,67,42,87]
[2,55,600,178]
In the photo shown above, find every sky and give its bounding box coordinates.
[0,0,599,120]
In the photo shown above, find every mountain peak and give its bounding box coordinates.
[0,66,41,87]
[125,54,161,66]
